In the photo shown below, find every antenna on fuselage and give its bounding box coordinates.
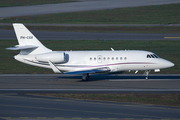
[111,48,114,51]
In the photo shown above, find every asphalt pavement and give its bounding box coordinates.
[0,74,180,119]
[0,0,180,18]
[0,74,180,94]
[1,29,180,40]
[0,93,180,119]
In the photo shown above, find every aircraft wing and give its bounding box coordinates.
[64,67,111,74]
[48,60,110,74]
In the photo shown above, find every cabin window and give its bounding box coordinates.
[112,57,114,60]
[120,57,122,60]
[94,57,96,60]
[90,57,92,61]
[116,57,118,60]
[107,57,110,60]
[103,57,106,60]
[124,57,127,60]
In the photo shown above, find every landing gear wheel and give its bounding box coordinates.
[82,74,89,81]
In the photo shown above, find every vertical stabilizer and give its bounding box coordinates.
[13,23,52,54]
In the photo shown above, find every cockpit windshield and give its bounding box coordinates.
[153,54,159,58]
[147,54,159,58]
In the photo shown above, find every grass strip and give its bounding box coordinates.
[0,0,78,7]
[30,93,180,107]
[1,3,180,24]
[1,40,179,74]
[1,25,180,33]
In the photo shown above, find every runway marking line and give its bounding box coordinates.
[164,37,180,39]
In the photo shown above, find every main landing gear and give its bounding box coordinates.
[144,70,150,80]
[82,73,89,81]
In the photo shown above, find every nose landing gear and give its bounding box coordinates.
[144,70,150,80]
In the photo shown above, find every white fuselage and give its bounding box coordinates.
[7,23,175,80]
[14,50,174,73]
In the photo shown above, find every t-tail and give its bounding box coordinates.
[6,23,52,55]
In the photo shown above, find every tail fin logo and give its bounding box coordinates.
[20,36,33,39]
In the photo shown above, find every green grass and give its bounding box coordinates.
[1,25,180,33]
[0,0,77,7]
[31,93,180,106]
[1,40,180,74]
[1,3,180,24]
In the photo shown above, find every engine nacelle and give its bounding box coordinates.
[36,52,66,63]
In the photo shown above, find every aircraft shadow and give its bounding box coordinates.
[57,74,180,82]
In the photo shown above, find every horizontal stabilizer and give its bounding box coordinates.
[6,45,38,50]
[65,67,110,74]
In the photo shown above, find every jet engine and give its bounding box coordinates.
[35,52,66,63]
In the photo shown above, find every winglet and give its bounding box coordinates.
[48,60,62,73]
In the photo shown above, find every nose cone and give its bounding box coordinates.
[167,61,175,68]
[162,59,174,69]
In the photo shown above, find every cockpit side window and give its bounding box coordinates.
[151,54,155,58]
[147,54,159,58]
[147,54,151,58]
[153,54,159,58]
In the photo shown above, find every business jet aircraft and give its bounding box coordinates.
[7,23,174,81]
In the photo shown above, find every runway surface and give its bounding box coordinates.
[0,74,180,93]
[1,74,180,119]
[0,93,180,119]
[0,0,179,18]
[1,29,180,40]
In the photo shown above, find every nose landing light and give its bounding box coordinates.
[154,69,160,72]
